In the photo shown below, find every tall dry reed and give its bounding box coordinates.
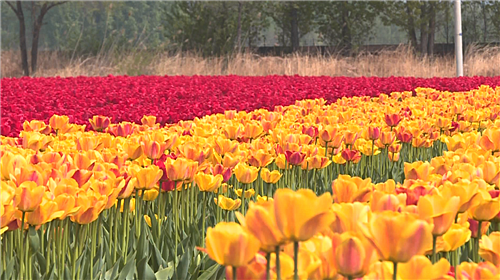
[2,45,499,78]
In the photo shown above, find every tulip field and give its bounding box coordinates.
[1,76,500,280]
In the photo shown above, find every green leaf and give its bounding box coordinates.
[104,257,121,280]
[3,257,15,280]
[43,264,56,280]
[118,251,137,280]
[155,266,174,280]
[174,245,191,280]
[28,226,40,252]
[196,263,219,280]
[149,240,166,272]
[34,252,47,276]
[137,256,156,280]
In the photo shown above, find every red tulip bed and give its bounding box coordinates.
[2,75,500,137]
[1,75,500,280]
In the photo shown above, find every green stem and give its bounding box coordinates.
[276,246,281,280]
[293,241,299,280]
[432,235,437,264]
[393,262,398,280]
[19,211,26,280]
[202,191,207,247]
[122,198,130,265]
[475,221,483,263]
[266,252,271,280]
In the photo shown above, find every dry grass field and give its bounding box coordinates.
[2,45,499,78]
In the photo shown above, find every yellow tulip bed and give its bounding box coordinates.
[1,85,500,280]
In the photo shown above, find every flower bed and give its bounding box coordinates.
[2,75,500,137]
[1,85,499,280]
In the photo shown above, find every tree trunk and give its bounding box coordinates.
[290,3,299,52]
[420,2,428,55]
[406,2,418,50]
[31,4,49,75]
[427,2,436,56]
[341,2,351,54]
[237,1,242,52]
[13,1,30,76]
[481,1,488,42]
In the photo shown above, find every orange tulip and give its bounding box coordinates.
[141,139,166,160]
[273,188,334,242]
[89,115,111,132]
[417,193,460,236]
[331,175,372,203]
[14,181,45,212]
[330,202,370,233]
[479,128,500,154]
[404,161,434,180]
[398,256,452,280]
[26,198,64,226]
[236,201,286,252]
[165,157,198,182]
[469,190,500,222]
[141,115,156,127]
[247,149,274,168]
[205,222,261,267]
[335,233,376,279]
[225,253,267,280]
[359,211,434,263]
[234,163,259,184]
[456,262,499,280]
[132,165,163,190]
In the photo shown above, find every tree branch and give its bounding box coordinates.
[5,1,19,17]
[46,1,67,11]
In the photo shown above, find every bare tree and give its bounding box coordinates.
[5,1,67,76]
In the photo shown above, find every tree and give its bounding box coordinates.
[265,1,315,52]
[315,1,378,53]
[6,1,66,76]
[163,1,268,56]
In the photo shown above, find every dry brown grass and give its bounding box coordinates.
[2,45,499,78]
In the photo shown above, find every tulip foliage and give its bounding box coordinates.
[1,85,500,280]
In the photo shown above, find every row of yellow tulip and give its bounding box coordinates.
[1,85,499,279]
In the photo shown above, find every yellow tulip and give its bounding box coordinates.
[247,149,274,168]
[256,195,273,203]
[261,168,282,184]
[417,193,460,236]
[479,232,500,267]
[141,115,156,127]
[442,223,471,252]
[440,180,482,213]
[481,160,500,187]
[214,195,241,211]
[398,255,452,280]
[236,201,286,252]
[370,190,406,212]
[142,189,159,201]
[123,140,143,160]
[194,173,223,192]
[470,190,500,222]
[331,175,372,203]
[359,211,434,263]
[205,222,261,267]
[273,188,334,242]
[132,165,163,190]
[166,157,198,182]
[404,161,434,180]
[14,181,45,212]
[235,188,256,198]
[234,163,259,184]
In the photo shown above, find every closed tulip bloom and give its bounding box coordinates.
[225,254,267,280]
[341,148,362,163]
[234,163,259,184]
[72,199,106,225]
[236,201,286,252]
[89,115,111,132]
[440,181,482,213]
[205,222,261,267]
[359,211,434,263]
[166,157,198,182]
[49,114,70,132]
[385,113,402,127]
[479,232,500,267]
[141,140,166,160]
[195,173,223,192]
[319,125,340,143]
[481,161,500,187]
[398,256,452,280]
[378,131,396,147]
[404,161,434,180]
[370,191,407,212]
[284,150,306,166]
[244,122,264,139]
[15,181,45,212]
[273,188,334,242]
[331,175,372,203]
[133,165,163,190]
[142,189,159,201]
[335,233,376,279]
[261,168,282,184]
[442,223,471,252]
[367,126,381,140]
[214,195,241,211]
[417,193,460,236]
